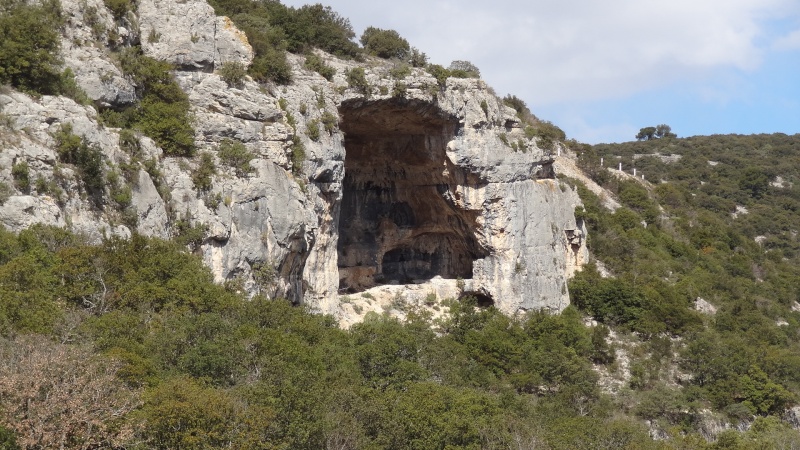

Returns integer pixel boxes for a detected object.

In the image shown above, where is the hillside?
[2,0,800,447]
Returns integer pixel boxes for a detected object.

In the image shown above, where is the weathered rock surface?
[0,0,587,320]
[138,0,253,70]
[60,0,137,107]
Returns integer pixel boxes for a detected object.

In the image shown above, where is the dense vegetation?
[0,0,85,101]
[100,48,196,157]
[0,225,655,449]
[567,132,800,437]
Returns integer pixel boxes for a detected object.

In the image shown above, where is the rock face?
[139,0,253,70]
[0,0,587,320]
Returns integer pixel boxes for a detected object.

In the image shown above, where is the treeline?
[206,0,488,86]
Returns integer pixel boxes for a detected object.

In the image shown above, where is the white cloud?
[774,29,800,50]
[282,0,796,103]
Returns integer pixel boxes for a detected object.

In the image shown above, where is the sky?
[280,0,800,144]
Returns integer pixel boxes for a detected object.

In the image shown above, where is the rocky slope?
[0,0,587,322]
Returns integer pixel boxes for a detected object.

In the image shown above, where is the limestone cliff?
[0,0,587,322]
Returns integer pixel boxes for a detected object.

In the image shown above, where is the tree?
[636,127,657,141]
[0,0,64,95]
[360,26,410,59]
[655,124,676,138]
[448,60,480,78]
[636,124,676,140]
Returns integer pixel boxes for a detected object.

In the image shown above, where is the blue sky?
[281,0,800,144]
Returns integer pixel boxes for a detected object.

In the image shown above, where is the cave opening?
[337,98,488,293]
[459,291,495,308]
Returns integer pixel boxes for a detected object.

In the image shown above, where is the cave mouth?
[337,98,488,293]
[459,291,495,308]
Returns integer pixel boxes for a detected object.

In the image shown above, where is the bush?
[0,425,20,450]
[408,47,427,67]
[0,0,64,95]
[11,161,30,192]
[448,60,480,78]
[192,152,215,191]
[111,48,195,156]
[426,64,450,87]
[250,48,292,85]
[217,139,254,176]
[290,135,305,175]
[503,94,535,123]
[345,67,369,94]
[569,264,644,327]
[137,98,196,157]
[53,124,105,203]
[303,52,335,81]
[392,82,407,98]
[305,119,320,142]
[524,121,566,151]
[218,61,247,88]
[0,182,12,205]
[389,62,411,79]
[321,111,337,135]
[360,26,410,59]
[58,68,90,105]
[103,0,132,21]
[226,14,293,85]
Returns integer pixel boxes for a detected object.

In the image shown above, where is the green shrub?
[217,139,254,176]
[345,67,369,94]
[107,171,132,209]
[498,133,509,147]
[447,60,480,78]
[84,5,105,40]
[303,52,335,81]
[0,182,12,205]
[305,119,320,142]
[11,161,30,192]
[137,98,195,157]
[392,82,407,98]
[53,124,105,203]
[290,135,305,175]
[426,64,450,87]
[408,47,427,67]
[360,26,410,59]
[321,111,337,134]
[218,61,247,88]
[58,68,90,105]
[173,217,207,251]
[0,0,64,95]
[389,62,411,79]
[112,48,196,157]
[569,263,644,328]
[525,121,566,151]
[273,3,360,58]
[118,129,141,157]
[103,0,133,21]
[0,424,20,450]
[192,152,215,191]
[147,28,160,43]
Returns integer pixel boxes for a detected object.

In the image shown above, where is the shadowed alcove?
[337,98,488,292]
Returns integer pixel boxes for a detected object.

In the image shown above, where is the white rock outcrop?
[138,0,253,69]
[0,0,587,321]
